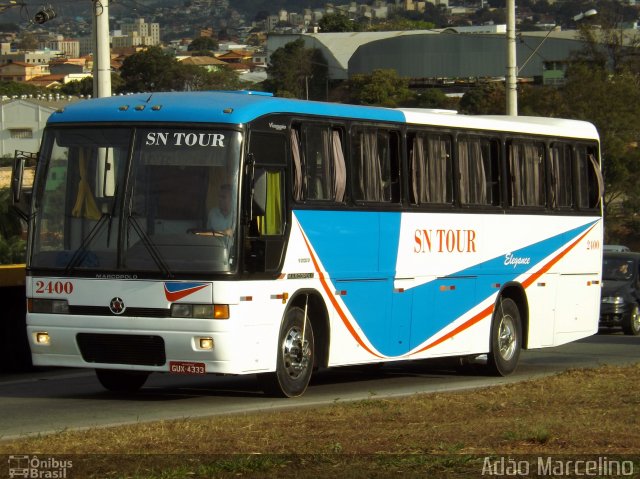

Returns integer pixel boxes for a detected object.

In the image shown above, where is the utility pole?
[505,0,517,116]
[92,0,112,98]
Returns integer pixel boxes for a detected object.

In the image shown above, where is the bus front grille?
[76,333,166,366]
[69,306,170,317]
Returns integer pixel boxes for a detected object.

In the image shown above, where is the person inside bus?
[207,183,234,236]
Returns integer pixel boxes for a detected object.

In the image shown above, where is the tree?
[60,77,94,96]
[18,32,38,50]
[187,36,219,53]
[0,81,44,97]
[369,16,436,31]
[318,13,361,32]
[118,47,184,93]
[560,63,640,212]
[410,88,458,110]
[347,69,412,107]
[173,64,245,91]
[265,39,328,100]
[564,22,640,245]
[458,83,505,114]
[0,188,25,265]
[422,4,450,28]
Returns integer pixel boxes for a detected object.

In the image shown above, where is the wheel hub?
[282,326,311,379]
[498,316,517,361]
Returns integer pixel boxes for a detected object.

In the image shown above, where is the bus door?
[244,132,287,273]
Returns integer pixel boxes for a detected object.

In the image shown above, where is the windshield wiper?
[64,213,109,275]
[127,215,173,278]
[106,184,119,247]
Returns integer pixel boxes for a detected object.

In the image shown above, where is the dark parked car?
[600,252,640,335]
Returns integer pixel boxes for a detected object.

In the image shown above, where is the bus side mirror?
[11,153,25,204]
[11,150,38,221]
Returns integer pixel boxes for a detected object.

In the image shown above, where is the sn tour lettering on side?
[146,132,226,147]
[414,228,477,253]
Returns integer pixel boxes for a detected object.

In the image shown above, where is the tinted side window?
[291,125,346,203]
[549,143,573,209]
[458,137,500,206]
[508,141,546,207]
[576,144,601,210]
[408,132,453,205]
[352,127,400,203]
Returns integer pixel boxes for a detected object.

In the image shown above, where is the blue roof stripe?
[48,91,407,125]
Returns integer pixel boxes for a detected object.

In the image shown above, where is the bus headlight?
[198,337,214,350]
[35,332,50,345]
[29,298,69,314]
[171,304,229,319]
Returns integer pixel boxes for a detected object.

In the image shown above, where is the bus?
[12,91,603,397]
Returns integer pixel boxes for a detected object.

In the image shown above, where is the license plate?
[169,361,206,375]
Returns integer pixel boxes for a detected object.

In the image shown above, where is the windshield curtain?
[30,127,242,275]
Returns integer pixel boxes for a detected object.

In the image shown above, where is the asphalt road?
[0,332,638,440]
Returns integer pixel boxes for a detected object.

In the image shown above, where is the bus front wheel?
[95,369,149,393]
[258,306,314,398]
[487,297,522,376]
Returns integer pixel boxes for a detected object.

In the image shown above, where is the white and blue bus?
[14,91,603,397]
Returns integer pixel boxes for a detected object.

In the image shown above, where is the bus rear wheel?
[258,306,314,398]
[95,369,149,393]
[487,297,522,376]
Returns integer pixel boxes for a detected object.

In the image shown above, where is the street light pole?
[92,0,112,98]
[505,0,517,116]
[505,4,596,116]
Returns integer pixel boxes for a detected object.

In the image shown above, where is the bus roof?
[48,91,599,140]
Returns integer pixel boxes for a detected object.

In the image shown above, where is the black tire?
[0,286,32,373]
[487,297,522,376]
[622,304,640,336]
[258,306,314,398]
[95,369,149,393]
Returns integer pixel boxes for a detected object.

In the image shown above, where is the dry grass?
[1,363,640,478]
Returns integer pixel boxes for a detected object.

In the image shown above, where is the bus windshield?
[30,127,242,275]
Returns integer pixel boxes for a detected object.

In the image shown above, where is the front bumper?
[599,303,631,327]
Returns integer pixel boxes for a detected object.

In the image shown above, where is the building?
[0,50,60,66]
[178,55,227,72]
[77,36,94,57]
[268,28,600,85]
[0,62,49,82]
[119,18,161,47]
[348,31,587,86]
[0,98,79,157]
[39,37,80,58]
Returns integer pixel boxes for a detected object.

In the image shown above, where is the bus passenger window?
[352,128,400,203]
[576,145,602,210]
[549,143,573,208]
[508,141,546,207]
[292,125,346,203]
[458,137,500,206]
[409,132,452,205]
